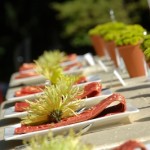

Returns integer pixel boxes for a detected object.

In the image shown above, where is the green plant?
[141,34,150,59]
[88,22,125,37]
[115,24,146,46]
[34,50,65,84]
[51,0,150,47]
[25,131,92,150]
[51,0,131,47]
[22,75,83,125]
[103,23,126,41]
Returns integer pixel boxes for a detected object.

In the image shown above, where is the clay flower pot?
[90,35,105,57]
[105,41,119,67]
[118,44,146,78]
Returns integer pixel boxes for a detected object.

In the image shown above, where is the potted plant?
[88,22,118,57]
[115,24,147,77]
[88,22,126,60]
[88,25,106,57]
[103,22,126,67]
[141,34,150,67]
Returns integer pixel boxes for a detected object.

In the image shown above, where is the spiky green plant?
[35,61,84,85]
[34,50,65,84]
[22,75,83,125]
[34,50,77,84]
[34,50,65,81]
[25,130,92,150]
[37,50,66,65]
[35,60,63,84]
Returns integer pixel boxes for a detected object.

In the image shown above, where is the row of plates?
[2,54,139,141]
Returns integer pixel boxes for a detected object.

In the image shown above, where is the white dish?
[3,94,112,119]
[6,74,102,102]
[9,67,90,88]
[64,66,90,75]
[18,56,85,74]
[9,73,46,88]
[9,55,88,87]
[4,104,139,141]
[4,106,27,119]
[6,87,44,102]
[145,143,150,149]
[60,55,85,67]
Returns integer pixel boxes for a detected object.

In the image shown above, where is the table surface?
[0,57,150,150]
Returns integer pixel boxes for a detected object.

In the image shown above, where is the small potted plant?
[88,22,126,60]
[88,24,106,57]
[103,22,126,67]
[88,22,120,57]
[141,34,150,67]
[115,24,147,78]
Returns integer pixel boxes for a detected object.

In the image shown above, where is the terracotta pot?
[105,41,118,67]
[90,35,105,57]
[118,44,146,78]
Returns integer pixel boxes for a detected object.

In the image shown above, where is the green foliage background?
[51,0,149,47]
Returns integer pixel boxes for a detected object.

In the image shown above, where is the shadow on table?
[135,116,150,123]
[3,101,20,109]
[129,94,150,99]
[88,117,131,134]
[102,77,129,84]
[0,139,23,150]
[115,84,150,92]
[0,118,20,127]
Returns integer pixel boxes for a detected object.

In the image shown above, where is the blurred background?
[0,0,150,99]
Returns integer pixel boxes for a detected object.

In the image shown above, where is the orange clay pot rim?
[105,40,115,44]
[117,43,141,49]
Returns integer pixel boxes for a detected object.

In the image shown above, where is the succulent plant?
[141,34,150,59]
[88,21,126,38]
[115,24,146,46]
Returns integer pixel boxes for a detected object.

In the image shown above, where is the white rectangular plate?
[6,74,102,102]
[145,143,150,149]
[6,87,44,102]
[60,55,85,67]
[9,73,46,87]
[4,104,139,141]
[8,55,88,87]
[3,94,112,119]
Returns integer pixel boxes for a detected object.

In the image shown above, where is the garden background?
[0,0,150,96]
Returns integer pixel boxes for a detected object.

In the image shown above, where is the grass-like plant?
[25,130,92,150]
[36,50,66,65]
[34,50,74,84]
[35,61,63,85]
[21,75,83,125]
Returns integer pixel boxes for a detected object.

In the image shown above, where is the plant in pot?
[88,22,126,59]
[103,22,126,67]
[88,24,107,57]
[141,34,150,67]
[115,24,147,78]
